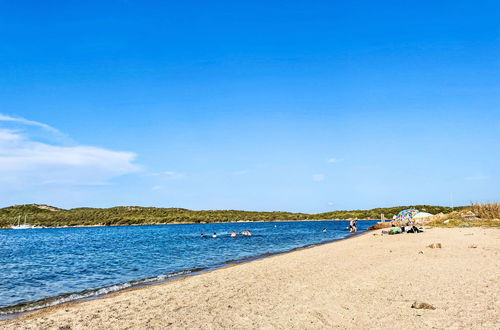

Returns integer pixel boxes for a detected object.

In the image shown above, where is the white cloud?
[0,114,61,133]
[0,115,139,185]
[151,185,163,191]
[327,157,343,163]
[163,171,185,180]
[312,174,325,182]
[142,170,185,180]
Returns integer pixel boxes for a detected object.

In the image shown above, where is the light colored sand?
[2,227,499,329]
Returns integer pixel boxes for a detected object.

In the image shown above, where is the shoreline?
[0,218,376,229]
[0,229,369,320]
[3,227,498,329]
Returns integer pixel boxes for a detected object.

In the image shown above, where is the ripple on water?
[0,220,376,316]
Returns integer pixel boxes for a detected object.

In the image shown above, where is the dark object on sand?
[411,301,436,310]
[58,326,72,330]
[427,243,442,248]
[407,226,423,233]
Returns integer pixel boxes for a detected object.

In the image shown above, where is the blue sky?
[0,1,498,212]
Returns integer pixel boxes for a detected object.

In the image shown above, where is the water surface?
[0,220,376,315]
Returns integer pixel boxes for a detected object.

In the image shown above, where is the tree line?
[0,204,463,228]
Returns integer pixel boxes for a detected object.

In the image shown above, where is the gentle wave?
[0,269,197,318]
[0,220,377,318]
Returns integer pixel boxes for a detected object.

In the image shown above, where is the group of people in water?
[198,219,365,240]
[200,224,357,238]
[200,224,358,238]
[200,230,252,238]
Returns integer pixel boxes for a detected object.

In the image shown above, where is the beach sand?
[2,227,499,329]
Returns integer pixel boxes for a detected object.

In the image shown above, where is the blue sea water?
[0,220,376,316]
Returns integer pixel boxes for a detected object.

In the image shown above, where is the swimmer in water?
[322,228,327,233]
[212,232,217,238]
[231,231,237,238]
[200,233,205,238]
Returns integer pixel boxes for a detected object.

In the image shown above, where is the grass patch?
[470,202,500,219]
[428,203,500,228]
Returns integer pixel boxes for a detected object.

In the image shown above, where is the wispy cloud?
[151,185,164,191]
[163,171,185,180]
[142,170,186,180]
[312,174,325,182]
[0,114,61,134]
[0,114,139,185]
[327,157,343,163]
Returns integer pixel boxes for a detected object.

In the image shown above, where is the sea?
[0,220,377,317]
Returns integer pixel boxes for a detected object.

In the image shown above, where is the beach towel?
[389,227,402,235]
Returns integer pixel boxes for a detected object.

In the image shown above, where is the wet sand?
[2,227,499,329]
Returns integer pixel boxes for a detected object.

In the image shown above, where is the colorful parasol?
[392,208,419,221]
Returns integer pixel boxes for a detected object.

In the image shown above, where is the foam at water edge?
[0,270,193,318]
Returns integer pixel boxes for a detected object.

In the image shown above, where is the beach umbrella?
[413,211,433,219]
[393,209,419,221]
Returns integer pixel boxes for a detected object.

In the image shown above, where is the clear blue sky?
[0,1,498,212]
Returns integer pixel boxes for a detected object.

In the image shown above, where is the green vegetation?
[428,203,500,228]
[0,204,463,228]
[309,205,462,221]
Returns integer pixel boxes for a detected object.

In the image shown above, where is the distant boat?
[11,215,37,229]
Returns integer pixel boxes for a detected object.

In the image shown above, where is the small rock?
[411,301,436,310]
[443,220,450,224]
[461,211,478,219]
[468,244,477,248]
[418,251,424,254]
[427,243,442,248]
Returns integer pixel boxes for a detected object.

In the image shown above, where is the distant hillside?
[310,205,461,221]
[0,204,464,228]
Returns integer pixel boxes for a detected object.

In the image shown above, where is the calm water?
[0,220,376,315]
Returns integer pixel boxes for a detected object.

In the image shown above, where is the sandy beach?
[2,227,499,329]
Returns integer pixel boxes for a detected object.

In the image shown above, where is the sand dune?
[2,227,499,329]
